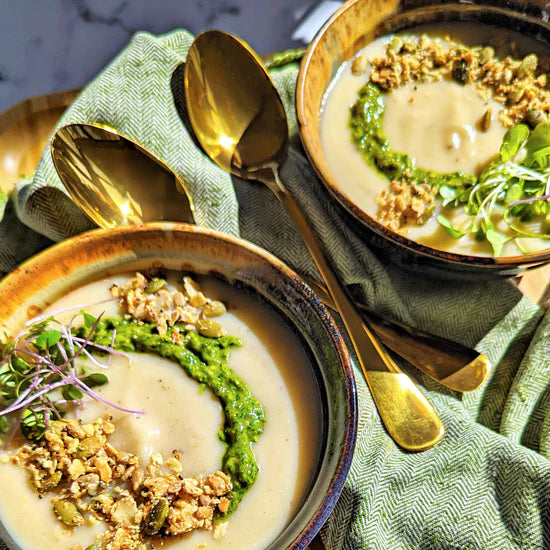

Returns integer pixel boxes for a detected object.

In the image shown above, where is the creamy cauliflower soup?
[0,272,321,549]
[321,24,550,257]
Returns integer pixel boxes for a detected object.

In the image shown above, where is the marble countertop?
[0,0,322,112]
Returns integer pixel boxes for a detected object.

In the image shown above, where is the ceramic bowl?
[0,223,357,550]
[296,0,550,279]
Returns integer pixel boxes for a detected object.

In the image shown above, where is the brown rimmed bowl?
[296,0,550,279]
[0,223,357,550]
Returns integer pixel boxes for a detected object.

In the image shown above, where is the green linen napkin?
[4,30,550,549]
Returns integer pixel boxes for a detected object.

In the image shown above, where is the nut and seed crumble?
[363,34,550,127]
[377,179,438,232]
[11,416,232,549]
[111,274,227,339]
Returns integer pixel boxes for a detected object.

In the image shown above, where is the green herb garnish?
[0,311,142,444]
[436,122,550,255]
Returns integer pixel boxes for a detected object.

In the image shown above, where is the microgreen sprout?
[437,122,550,255]
[0,310,144,444]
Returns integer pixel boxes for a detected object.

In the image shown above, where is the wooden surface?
[517,262,550,307]
[0,89,80,193]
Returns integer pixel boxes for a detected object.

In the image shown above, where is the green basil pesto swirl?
[85,318,265,517]
[349,81,477,188]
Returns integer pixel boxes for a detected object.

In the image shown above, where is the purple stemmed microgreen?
[0,309,144,445]
[509,193,550,205]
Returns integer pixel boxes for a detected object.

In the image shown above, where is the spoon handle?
[263,169,444,451]
[303,277,491,392]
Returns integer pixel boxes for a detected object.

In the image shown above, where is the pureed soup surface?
[0,274,321,549]
[320,23,550,256]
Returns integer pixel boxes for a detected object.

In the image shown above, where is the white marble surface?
[0,0,320,112]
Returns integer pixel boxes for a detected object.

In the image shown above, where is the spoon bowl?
[51,123,195,228]
[184,31,288,178]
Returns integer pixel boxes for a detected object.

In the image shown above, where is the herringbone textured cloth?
[3,30,550,549]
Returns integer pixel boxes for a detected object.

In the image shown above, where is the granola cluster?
[377,179,437,232]
[11,417,232,549]
[357,34,550,127]
[110,273,227,339]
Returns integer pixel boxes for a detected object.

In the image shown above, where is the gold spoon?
[51,123,195,227]
[184,30,445,451]
[50,123,490,394]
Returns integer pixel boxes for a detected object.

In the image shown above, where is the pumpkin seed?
[85,546,98,550]
[144,278,166,294]
[189,292,207,308]
[41,471,62,491]
[202,300,226,318]
[480,108,492,132]
[506,88,524,105]
[183,276,207,307]
[518,53,538,78]
[54,500,84,526]
[197,320,225,338]
[143,497,170,535]
[75,436,103,459]
[526,109,547,128]
[387,36,402,53]
[479,46,495,65]
[451,59,469,85]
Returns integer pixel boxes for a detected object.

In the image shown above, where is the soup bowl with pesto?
[0,223,356,550]
[297,0,550,278]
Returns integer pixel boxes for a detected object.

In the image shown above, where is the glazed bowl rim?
[0,222,358,550]
[296,0,550,269]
